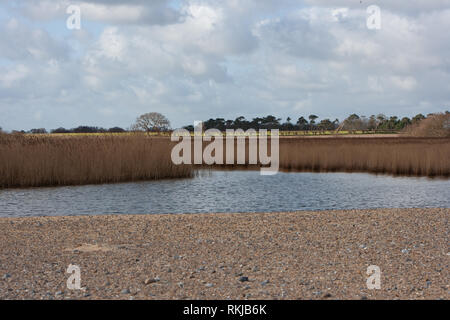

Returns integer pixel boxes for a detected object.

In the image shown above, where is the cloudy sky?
[0,0,449,131]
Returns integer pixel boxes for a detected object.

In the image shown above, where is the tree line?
[8,126,127,134]
[3,111,447,134]
[183,113,433,132]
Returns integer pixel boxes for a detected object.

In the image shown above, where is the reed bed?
[207,136,450,177]
[276,137,450,177]
[0,133,192,188]
[0,134,448,188]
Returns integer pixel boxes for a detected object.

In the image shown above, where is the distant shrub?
[72,126,106,133]
[405,112,450,137]
[30,128,48,134]
[108,127,126,133]
[51,127,71,134]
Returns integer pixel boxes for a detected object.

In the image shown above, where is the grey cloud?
[10,0,183,25]
[0,1,450,131]
[304,0,450,15]
[0,19,69,61]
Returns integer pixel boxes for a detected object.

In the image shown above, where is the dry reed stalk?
[0,134,192,188]
[0,134,448,189]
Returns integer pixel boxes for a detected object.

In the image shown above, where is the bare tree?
[131,112,171,133]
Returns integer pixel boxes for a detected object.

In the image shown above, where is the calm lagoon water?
[0,170,449,217]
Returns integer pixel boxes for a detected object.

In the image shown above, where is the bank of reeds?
[276,137,450,177]
[0,133,192,188]
[206,136,450,177]
[0,133,448,188]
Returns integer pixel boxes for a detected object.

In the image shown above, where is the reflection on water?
[0,171,449,217]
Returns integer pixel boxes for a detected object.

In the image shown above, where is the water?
[0,171,449,217]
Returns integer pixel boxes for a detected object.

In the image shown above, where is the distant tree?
[308,115,318,131]
[332,119,340,130]
[367,115,377,130]
[317,119,334,131]
[51,127,71,134]
[412,113,426,124]
[308,115,318,124]
[108,127,126,133]
[343,114,361,131]
[225,119,233,129]
[398,117,411,129]
[72,126,105,133]
[407,112,450,137]
[376,114,387,128]
[387,116,399,130]
[260,115,281,129]
[233,116,249,129]
[132,112,171,133]
[204,118,226,131]
[30,128,47,134]
[297,116,308,130]
[281,117,295,131]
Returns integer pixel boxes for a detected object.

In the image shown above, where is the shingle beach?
[0,208,448,300]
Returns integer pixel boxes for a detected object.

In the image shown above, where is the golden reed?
[0,134,193,188]
[207,136,450,177]
[0,133,448,188]
[276,137,449,177]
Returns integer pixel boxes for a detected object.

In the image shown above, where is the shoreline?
[1,208,448,300]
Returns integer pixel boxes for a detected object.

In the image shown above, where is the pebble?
[238,276,249,282]
[205,283,214,288]
[0,208,447,300]
[144,277,160,285]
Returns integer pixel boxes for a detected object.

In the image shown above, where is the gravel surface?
[0,208,448,300]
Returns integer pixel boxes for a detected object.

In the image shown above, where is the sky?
[0,0,450,131]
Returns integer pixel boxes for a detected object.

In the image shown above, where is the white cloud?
[390,76,417,91]
[0,1,450,131]
[0,65,29,88]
